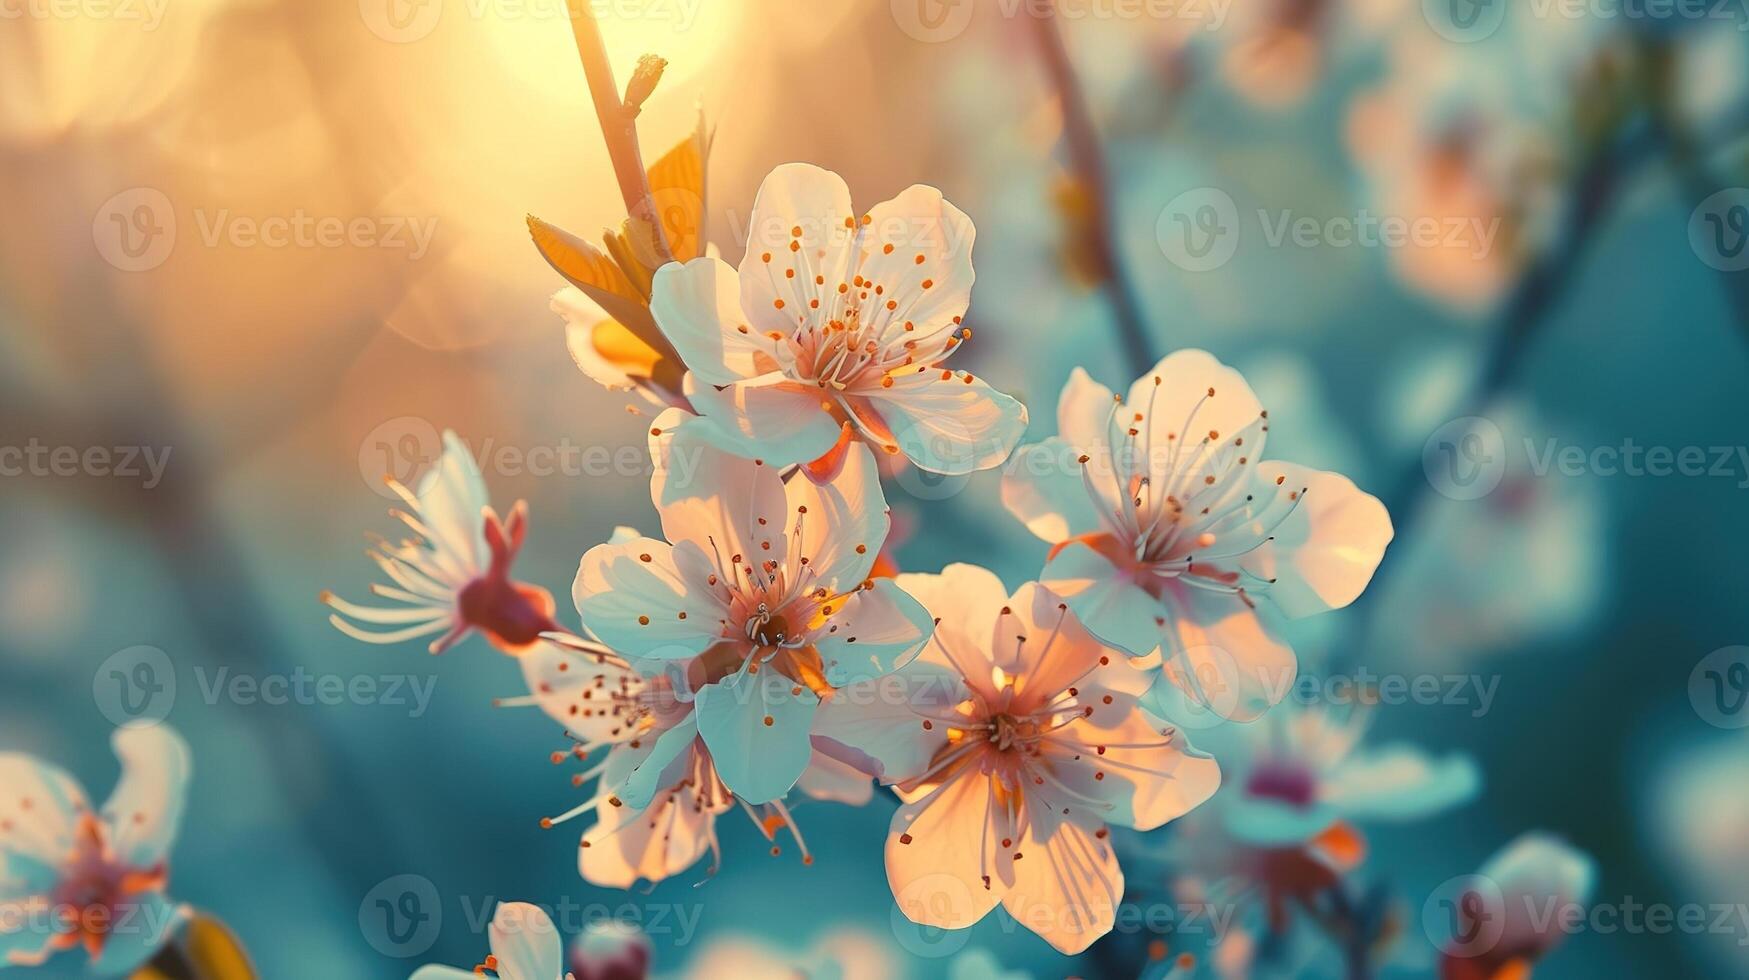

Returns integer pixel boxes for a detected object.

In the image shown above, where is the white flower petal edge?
[647,163,1027,473]
[1003,350,1393,721]
[410,902,562,980]
[101,723,192,871]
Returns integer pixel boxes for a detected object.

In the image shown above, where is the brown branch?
[1029,2,1156,376]
[564,0,674,266]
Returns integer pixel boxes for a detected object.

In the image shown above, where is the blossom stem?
[1029,3,1156,377]
[563,0,674,265]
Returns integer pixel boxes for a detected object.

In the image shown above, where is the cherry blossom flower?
[1154,702,1475,978]
[411,901,568,980]
[815,564,1220,954]
[565,725,847,889]
[1001,350,1393,722]
[645,163,1027,474]
[1440,833,1595,980]
[1218,702,1479,848]
[1344,15,1622,310]
[516,550,891,886]
[324,431,558,656]
[571,409,934,804]
[0,724,190,974]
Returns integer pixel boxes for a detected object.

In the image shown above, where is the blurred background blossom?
[3,0,1749,977]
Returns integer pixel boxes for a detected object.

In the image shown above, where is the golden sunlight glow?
[479,1,742,99]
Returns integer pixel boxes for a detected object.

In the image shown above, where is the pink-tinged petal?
[573,537,719,660]
[999,821,1123,955]
[887,772,1009,931]
[1056,367,1116,454]
[1042,703,1220,832]
[100,723,191,870]
[486,903,563,980]
[738,164,857,335]
[892,565,1007,661]
[579,745,731,889]
[783,441,888,590]
[811,664,963,783]
[694,672,819,805]
[1124,350,1267,476]
[0,753,87,871]
[647,408,789,564]
[1039,540,1168,658]
[849,183,975,343]
[994,583,1111,716]
[1152,587,1297,722]
[1243,462,1393,618]
[1475,833,1596,960]
[649,256,777,385]
[1323,746,1479,822]
[859,370,1027,475]
[797,747,875,806]
[516,641,649,745]
[893,565,1009,703]
[1001,438,1106,543]
[814,579,933,688]
[684,373,844,467]
[616,720,700,811]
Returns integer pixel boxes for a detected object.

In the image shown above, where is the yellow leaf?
[528,215,650,312]
[644,112,711,263]
[131,911,257,980]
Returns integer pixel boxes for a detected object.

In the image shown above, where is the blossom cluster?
[315,162,1407,963]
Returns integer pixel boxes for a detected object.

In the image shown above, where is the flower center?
[743,604,796,648]
[989,712,1042,752]
[1243,758,1319,808]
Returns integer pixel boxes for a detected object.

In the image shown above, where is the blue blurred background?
[3,0,1749,976]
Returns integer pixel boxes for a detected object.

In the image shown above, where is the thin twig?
[1029,3,1156,377]
[564,0,674,265]
[1342,116,1648,669]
